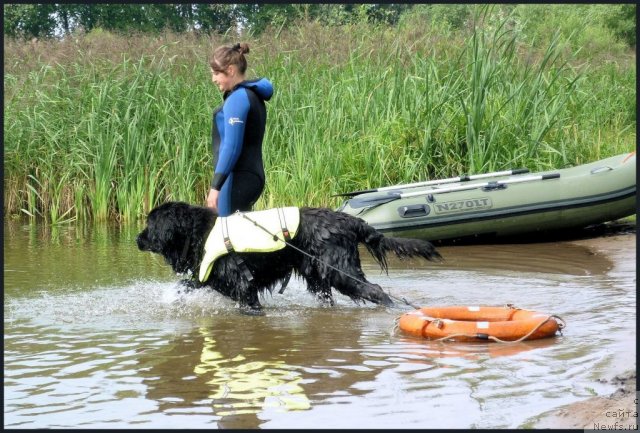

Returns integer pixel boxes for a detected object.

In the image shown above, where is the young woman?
[207,42,273,216]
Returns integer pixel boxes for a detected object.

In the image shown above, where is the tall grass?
[4,7,636,222]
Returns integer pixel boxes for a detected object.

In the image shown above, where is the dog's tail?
[352,216,442,273]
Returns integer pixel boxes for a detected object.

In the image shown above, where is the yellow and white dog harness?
[198,207,300,282]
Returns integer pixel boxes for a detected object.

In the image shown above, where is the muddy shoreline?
[531,371,637,429]
[528,227,637,429]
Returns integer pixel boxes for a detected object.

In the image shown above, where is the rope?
[235,210,419,309]
[390,316,401,338]
[392,295,421,310]
[426,314,566,344]
[390,303,567,344]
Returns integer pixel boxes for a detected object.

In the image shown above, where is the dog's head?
[137,201,216,274]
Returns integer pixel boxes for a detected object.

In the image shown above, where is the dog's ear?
[154,217,181,249]
[143,203,186,251]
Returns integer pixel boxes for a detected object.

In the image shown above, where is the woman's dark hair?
[210,43,250,74]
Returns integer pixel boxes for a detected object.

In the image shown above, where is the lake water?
[3,221,636,428]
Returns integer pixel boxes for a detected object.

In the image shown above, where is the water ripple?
[3,229,636,429]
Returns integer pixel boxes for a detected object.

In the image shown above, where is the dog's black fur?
[136,201,441,310]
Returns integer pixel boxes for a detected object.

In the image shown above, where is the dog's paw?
[315,292,336,307]
[238,304,265,316]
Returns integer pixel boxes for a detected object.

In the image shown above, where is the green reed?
[3,10,636,222]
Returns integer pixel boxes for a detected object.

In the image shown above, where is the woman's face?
[211,65,238,92]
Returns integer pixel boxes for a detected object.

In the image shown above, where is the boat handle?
[590,166,613,174]
[398,204,430,218]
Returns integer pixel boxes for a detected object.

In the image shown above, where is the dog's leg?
[239,291,264,315]
[177,278,200,294]
[325,266,394,307]
[233,288,264,315]
[316,291,336,306]
[209,256,265,313]
[301,275,335,306]
[246,289,263,310]
[349,280,394,306]
[230,281,264,314]
[300,248,394,307]
[277,270,293,294]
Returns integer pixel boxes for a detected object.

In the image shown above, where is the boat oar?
[332,168,530,198]
[348,173,560,209]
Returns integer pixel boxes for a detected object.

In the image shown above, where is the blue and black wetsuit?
[211,78,273,216]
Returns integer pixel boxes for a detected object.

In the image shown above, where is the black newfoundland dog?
[137,202,441,311]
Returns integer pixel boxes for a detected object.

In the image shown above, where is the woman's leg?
[230,171,265,212]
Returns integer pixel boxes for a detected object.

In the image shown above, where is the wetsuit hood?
[237,78,273,101]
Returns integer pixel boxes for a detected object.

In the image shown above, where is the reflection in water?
[194,328,310,415]
[3,222,174,295]
[395,334,561,361]
[381,241,614,276]
[135,312,381,428]
[3,220,636,428]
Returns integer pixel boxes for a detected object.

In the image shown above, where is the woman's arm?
[210,89,251,191]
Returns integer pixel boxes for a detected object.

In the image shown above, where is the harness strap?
[277,208,291,241]
[221,217,254,281]
[221,218,233,253]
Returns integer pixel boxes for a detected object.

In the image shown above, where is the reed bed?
[4,13,636,223]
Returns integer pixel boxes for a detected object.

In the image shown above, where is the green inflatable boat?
[337,152,636,242]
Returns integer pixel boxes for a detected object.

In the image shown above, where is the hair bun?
[234,43,250,55]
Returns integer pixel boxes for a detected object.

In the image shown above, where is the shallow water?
[4,222,636,428]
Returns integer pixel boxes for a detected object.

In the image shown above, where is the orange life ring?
[398,306,562,342]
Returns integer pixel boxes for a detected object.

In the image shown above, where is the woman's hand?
[206,188,220,213]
